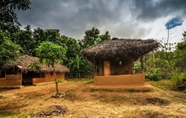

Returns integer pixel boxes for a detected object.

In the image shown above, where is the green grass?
[0,112,18,118]
[147,79,175,90]
[128,89,140,92]
[67,78,93,82]
[0,112,35,118]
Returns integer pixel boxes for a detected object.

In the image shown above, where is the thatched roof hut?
[8,55,69,73]
[80,38,161,62]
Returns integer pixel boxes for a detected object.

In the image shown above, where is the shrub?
[145,68,162,81]
[171,72,186,85]
[134,61,141,74]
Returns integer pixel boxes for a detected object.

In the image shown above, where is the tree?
[79,27,111,49]
[32,28,67,56]
[79,27,100,49]
[13,25,35,55]
[0,30,20,71]
[45,29,61,44]
[67,55,94,78]
[33,28,46,50]
[174,31,186,72]
[99,31,110,43]
[0,0,31,33]
[61,36,80,59]
[35,41,66,95]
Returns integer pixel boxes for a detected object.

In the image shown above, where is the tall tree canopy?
[0,0,31,32]
[79,27,111,49]
[0,30,20,70]
[13,25,34,55]
[174,31,186,72]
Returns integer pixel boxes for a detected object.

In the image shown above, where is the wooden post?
[20,69,22,86]
[93,54,97,76]
[140,56,144,73]
[98,62,103,76]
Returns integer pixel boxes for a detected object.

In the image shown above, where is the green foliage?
[67,55,94,78]
[0,112,18,117]
[0,0,31,33]
[80,27,100,48]
[144,31,186,87]
[0,30,20,69]
[171,72,186,85]
[13,25,35,55]
[144,51,173,79]
[28,62,40,72]
[56,78,64,84]
[145,68,162,81]
[148,79,174,90]
[35,41,66,67]
[134,61,141,73]
[79,27,111,49]
[174,37,186,72]
[60,35,80,64]
[98,31,110,43]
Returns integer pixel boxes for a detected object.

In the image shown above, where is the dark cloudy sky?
[17,0,186,42]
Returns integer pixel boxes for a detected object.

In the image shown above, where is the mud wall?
[94,73,145,86]
[0,73,22,87]
[33,72,65,84]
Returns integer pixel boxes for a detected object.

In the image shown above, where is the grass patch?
[0,112,18,117]
[128,89,140,92]
[84,79,94,84]
[148,79,174,90]
[156,84,166,90]
[64,89,81,101]
[90,89,97,92]
[92,92,128,105]
[67,78,93,82]
[0,112,34,118]
[111,95,128,102]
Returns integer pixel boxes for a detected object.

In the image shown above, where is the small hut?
[80,38,160,89]
[0,55,69,88]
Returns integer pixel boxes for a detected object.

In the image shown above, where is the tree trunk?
[0,69,2,77]
[78,73,80,78]
[53,67,58,94]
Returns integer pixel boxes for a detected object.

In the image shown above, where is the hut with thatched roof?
[0,55,69,88]
[80,38,160,88]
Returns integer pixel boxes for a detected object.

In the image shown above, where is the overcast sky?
[17,0,186,43]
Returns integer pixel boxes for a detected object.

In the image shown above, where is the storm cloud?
[16,0,186,39]
[131,0,186,21]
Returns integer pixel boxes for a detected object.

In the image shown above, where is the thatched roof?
[80,38,161,62]
[9,55,69,73]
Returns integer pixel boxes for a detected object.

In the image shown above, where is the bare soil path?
[0,79,186,118]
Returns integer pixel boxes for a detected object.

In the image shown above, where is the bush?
[171,72,186,85]
[145,68,162,81]
[134,61,141,74]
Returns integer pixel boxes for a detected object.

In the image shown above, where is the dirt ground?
[0,79,186,118]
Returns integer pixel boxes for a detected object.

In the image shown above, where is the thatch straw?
[80,38,161,62]
[8,55,69,73]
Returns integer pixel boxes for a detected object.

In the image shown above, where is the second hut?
[80,38,160,87]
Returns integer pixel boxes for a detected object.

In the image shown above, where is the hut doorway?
[22,72,41,85]
[103,61,111,76]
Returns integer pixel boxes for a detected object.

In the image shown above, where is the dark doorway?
[22,72,41,85]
